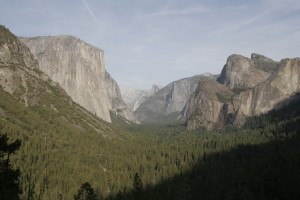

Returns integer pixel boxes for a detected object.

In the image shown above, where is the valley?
[0,23,300,200]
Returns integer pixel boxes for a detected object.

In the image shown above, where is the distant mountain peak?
[120,84,161,112]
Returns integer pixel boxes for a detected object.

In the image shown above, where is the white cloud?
[81,0,101,25]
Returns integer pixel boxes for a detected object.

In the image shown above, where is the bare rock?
[217,53,278,90]
[230,58,300,125]
[187,55,299,130]
[185,78,234,130]
[20,35,137,123]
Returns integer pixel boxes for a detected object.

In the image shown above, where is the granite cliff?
[134,74,217,124]
[20,36,136,123]
[0,25,118,137]
[185,78,234,130]
[186,54,300,130]
[217,53,278,89]
[231,58,300,125]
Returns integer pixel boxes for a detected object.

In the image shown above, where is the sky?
[0,0,299,89]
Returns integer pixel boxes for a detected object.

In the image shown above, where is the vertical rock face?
[217,53,278,89]
[185,78,234,130]
[20,36,136,123]
[186,54,300,130]
[231,58,300,125]
[134,74,217,123]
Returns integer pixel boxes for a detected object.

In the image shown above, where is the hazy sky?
[1,0,299,89]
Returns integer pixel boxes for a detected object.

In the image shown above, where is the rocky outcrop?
[0,25,53,106]
[230,58,300,125]
[134,74,217,123]
[187,54,300,130]
[121,84,161,111]
[185,78,234,130]
[217,53,278,90]
[20,36,136,123]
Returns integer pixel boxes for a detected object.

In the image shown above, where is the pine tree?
[0,133,22,199]
[133,173,143,194]
[74,182,98,200]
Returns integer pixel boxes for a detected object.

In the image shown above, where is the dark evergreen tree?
[133,173,143,194]
[0,133,21,200]
[74,182,98,200]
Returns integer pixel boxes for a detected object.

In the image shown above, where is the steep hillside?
[0,25,127,199]
[20,36,136,123]
[134,74,217,124]
[187,54,300,130]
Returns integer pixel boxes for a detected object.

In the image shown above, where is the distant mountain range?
[128,53,299,130]
[186,53,300,130]
[1,24,299,131]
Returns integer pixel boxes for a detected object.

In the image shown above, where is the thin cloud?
[81,0,101,25]
[148,6,209,17]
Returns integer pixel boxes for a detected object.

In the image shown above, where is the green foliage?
[216,92,234,103]
[0,132,21,199]
[2,76,300,199]
[231,87,249,95]
[135,110,183,125]
[0,25,17,46]
[111,96,300,200]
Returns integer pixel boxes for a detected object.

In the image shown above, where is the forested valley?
[1,82,300,199]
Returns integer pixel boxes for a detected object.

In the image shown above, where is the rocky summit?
[186,54,300,130]
[20,36,137,123]
[217,53,278,90]
[230,58,300,125]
